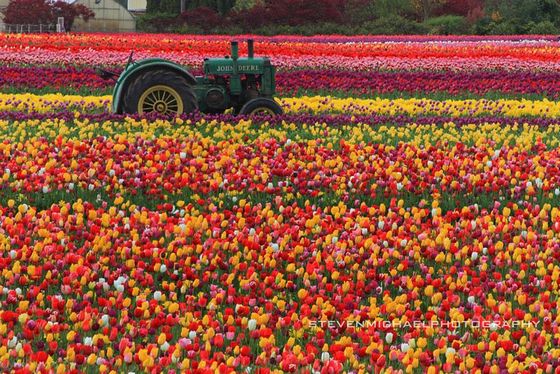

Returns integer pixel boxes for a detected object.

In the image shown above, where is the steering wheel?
[126,51,134,69]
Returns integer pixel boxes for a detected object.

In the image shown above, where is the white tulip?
[248,319,257,331]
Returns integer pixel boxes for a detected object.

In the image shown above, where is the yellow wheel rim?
[249,107,275,115]
[138,85,184,115]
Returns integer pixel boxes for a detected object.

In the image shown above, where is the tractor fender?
[112,58,197,113]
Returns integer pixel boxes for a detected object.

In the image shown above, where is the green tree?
[345,0,414,24]
[411,0,447,21]
[514,0,559,23]
[146,0,160,13]
[160,0,180,13]
[184,0,234,13]
[479,0,560,34]
[374,0,415,18]
[216,0,235,14]
[232,0,263,12]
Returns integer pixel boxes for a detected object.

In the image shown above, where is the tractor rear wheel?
[123,70,198,116]
[239,98,283,116]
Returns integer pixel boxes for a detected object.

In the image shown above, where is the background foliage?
[138,0,560,34]
[5,0,559,35]
[145,0,560,34]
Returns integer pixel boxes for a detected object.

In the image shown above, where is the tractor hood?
[203,57,271,75]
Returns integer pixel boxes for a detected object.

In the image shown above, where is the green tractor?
[101,39,283,117]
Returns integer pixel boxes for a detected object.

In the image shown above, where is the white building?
[72,0,141,32]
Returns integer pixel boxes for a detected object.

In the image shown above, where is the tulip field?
[2,33,560,373]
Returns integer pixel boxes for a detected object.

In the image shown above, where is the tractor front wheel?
[239,98,283,116]
[123,70,198,116]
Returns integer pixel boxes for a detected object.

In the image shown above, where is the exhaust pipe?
[247,39,254,58]
[231,41,239,60]
[231,41,238,75]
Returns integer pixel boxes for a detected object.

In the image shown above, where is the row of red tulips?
[4,34,560,60]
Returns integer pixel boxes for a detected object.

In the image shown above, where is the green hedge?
[137,16,430,35]
[424,15,469,35]
[135,0,560,35]
[136,12,560,35]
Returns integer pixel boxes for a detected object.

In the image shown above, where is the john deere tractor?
[102,39,283,117]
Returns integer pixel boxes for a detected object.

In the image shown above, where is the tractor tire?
[123,70,198,116]
[239,98,283,116]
